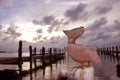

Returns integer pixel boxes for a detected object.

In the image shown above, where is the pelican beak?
[63,30,67,35]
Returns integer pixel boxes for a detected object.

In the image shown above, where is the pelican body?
[63,27,101,67]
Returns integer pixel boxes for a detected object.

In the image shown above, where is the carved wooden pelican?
[63,27,102,68]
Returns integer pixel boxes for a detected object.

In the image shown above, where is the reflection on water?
[23,54,120,80]
[0,53,120,80]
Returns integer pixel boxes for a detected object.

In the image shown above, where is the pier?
[97,46,120,63]
[0,40,66,77]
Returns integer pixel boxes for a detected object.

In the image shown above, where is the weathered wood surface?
[0,54,63,64]
[97,46,120,56]
[0,40,66,76]
[0,57,18,64]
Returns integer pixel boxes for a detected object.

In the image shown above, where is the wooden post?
[54,48,58,66]
[29,46,32,77]
[104,47,106,55]
[116,64,120,77]
[49,48,52,72]
[59,50,61,64]
[116,46,119,57]
[49,48,52,64]
[112,46,115,63]
[18,40,23,76]
[40,49,42,64]
[112,46,114,56]
[96,47,100,55]
[109,47,111,56]
[100,48,103,55]
[116,46,119,63]
[42,47,45,67]
[106,47,110,59]
[34,47,37,69]
[109,47,112,61]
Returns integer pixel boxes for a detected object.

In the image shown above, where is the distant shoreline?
[0,51,6,53]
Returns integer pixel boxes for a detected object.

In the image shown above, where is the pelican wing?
[67,44,102,66]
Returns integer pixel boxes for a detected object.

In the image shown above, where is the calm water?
[0,53,120,80]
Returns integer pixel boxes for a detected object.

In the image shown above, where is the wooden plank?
[0,57,18,64]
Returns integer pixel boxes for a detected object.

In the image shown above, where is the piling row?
[97,46,120,77]
[97,46,120,57]
[0,41,66,77]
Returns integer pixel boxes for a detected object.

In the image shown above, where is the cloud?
[32,29,42,42]
[88,17,107,31]
[48,36,67,47]
[33,15,69,33]
[112,20,120,31]
[0,25,2,30]
[0,25,3,36]
[32,19,42,25]
[3,24,21,40]
[0,0,3,4]
[0,0,5,5]
[76,17,108,46]
[104,0,119,5]
[0,0,120,52]
[94,6,112,15]
[36,29,42,33]
[77,18,120,47]
[64,3,87,21]
[32,35,42,42]
[43,15,55,25]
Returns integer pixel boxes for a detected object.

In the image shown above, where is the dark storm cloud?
[4,24,21,39]
[32,15,55,26]
[112,20,120,30]
[80,18,120,47]
[33,35,42,41]
[43,15,55,25]
[47,17,69,33]
[95,6,112,15]
[49,36,67,47]
[88,17,107,31]
[92,0,120,16]
[77,17,108,46]
[34,29,42,41]
[101,20,120,34]
[105,0,119,5]
[64,3,87,21]
[32,19,41,25]
[2,36,10,41]
[33,15,69,33]
[36,29,42,33]
[89,31,111,42]
[41,15,69,26]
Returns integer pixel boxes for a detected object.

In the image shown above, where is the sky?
[0,0,120,52]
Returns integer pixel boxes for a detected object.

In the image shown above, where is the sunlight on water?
[0,52,30,70]
[0,53,120,80]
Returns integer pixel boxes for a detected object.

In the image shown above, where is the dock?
[0,40,66,77]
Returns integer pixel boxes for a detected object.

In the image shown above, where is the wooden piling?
[34,47,37,69]
[29,46,33,77]
[116,46,119,57]
[109,47,111,56]
[112,46,114,56]
[42,47,45,67]
[100,48,103,55]
[18,40,23,76]
[0,40,66,77]
[116,46,119,63]
[49,48,52,64]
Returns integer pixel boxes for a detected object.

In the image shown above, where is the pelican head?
[63,27,84,43]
